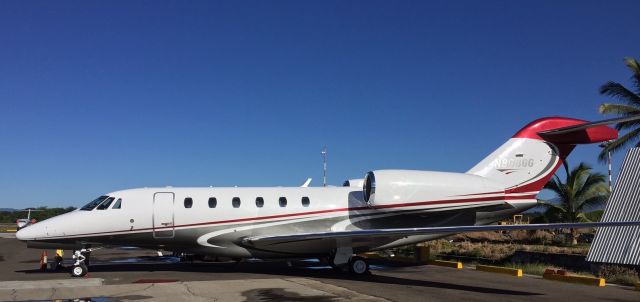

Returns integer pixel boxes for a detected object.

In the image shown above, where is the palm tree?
[538,161,610,245]
[598,57,640,161]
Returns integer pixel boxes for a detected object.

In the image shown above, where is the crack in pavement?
[111,283,155,298]
[183,282,212,301]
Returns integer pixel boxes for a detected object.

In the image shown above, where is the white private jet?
[16,115,640,277]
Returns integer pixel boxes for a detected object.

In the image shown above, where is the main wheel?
[71,264,87,277]
[348,256,369,276]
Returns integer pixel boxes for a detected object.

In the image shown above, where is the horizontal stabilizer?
[244,220,640,246]
[537,115,640,144]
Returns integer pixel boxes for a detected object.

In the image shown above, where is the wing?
[242,221,640,246]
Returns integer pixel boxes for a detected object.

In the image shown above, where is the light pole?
[599,140,614,192]
[321,146,327,187]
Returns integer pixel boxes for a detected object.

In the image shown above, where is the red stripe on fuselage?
[37,194,537,240]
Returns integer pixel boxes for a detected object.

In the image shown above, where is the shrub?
[597,265,640,286]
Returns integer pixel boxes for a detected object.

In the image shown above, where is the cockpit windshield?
[80,196,109,211]
[96,197,115,210]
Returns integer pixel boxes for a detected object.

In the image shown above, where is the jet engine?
[363,170,504,207]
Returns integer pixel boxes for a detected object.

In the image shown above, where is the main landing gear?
[348,256,369,275]
[330,245,370,276]
[71,249,92,277]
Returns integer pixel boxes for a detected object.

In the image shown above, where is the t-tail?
[466,116,640,195]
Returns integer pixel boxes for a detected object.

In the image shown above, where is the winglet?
[300,178,312,187]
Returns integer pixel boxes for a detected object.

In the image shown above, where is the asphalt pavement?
[0,235,638,301]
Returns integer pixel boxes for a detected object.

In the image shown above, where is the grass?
[422,239,590,261]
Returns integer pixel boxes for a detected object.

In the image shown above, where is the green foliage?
[0,207,76,223]
[537,161,609,245]
[597,265,640,286]
[598,57,640,161]
[538,161,609,223]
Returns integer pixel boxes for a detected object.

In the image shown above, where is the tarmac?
[1,234,638,301]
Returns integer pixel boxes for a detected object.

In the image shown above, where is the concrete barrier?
[476,265,522,277]
[428,260,463,269]
[543,270,605,287]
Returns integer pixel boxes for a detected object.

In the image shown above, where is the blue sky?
[1,1,639,208]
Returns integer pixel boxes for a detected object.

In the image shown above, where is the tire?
[348,256,369,276]
[71,264,87,277]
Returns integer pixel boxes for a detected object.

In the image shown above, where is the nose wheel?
[71,263,88,277]
[70,248,93,278]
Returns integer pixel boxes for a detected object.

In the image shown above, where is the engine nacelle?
[363,170,503,207]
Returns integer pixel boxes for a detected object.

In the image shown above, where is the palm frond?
[575,212,592,223]
[598,128,640,161]
[624,57,640,93]
[537,200,567,213]
[599,81,640,106]
[576,194,608,212]
[614,119,640,131]
[567,162,591,197]
[544,175,566,199]
[574,172,606,200]
[599,103,640,116]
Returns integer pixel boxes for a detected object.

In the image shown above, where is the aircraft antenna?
[321,146,328,187]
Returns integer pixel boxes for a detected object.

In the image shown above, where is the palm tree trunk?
[570,228,578,245]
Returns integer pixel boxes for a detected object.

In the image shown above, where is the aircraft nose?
[16,223,40,241]
[16,227,29,240]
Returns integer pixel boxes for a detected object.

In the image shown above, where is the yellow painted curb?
[476,265,522,277]
[428,260,463,269]
[543,272,605,287]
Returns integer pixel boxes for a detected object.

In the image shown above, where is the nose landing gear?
[71,249,92,277]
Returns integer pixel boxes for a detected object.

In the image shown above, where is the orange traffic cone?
[40,251,48,271]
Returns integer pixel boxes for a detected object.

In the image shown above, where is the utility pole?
[321,146,327,187]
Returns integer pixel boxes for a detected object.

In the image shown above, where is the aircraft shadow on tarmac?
[16,259,541,297]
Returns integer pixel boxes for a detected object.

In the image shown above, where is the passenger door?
[153,192,175,239]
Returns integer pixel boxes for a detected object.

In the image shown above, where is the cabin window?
[208,197,217,208]
[301,196,310,207]
[232,197,241,208]
[279,197,287,207]
[256,197,264,208]
[184,197,193,208]
[80,196,109,211]
[97,197,115,210]
[112,198,122,209]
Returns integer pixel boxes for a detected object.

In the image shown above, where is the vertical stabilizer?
[467,117,619,195]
